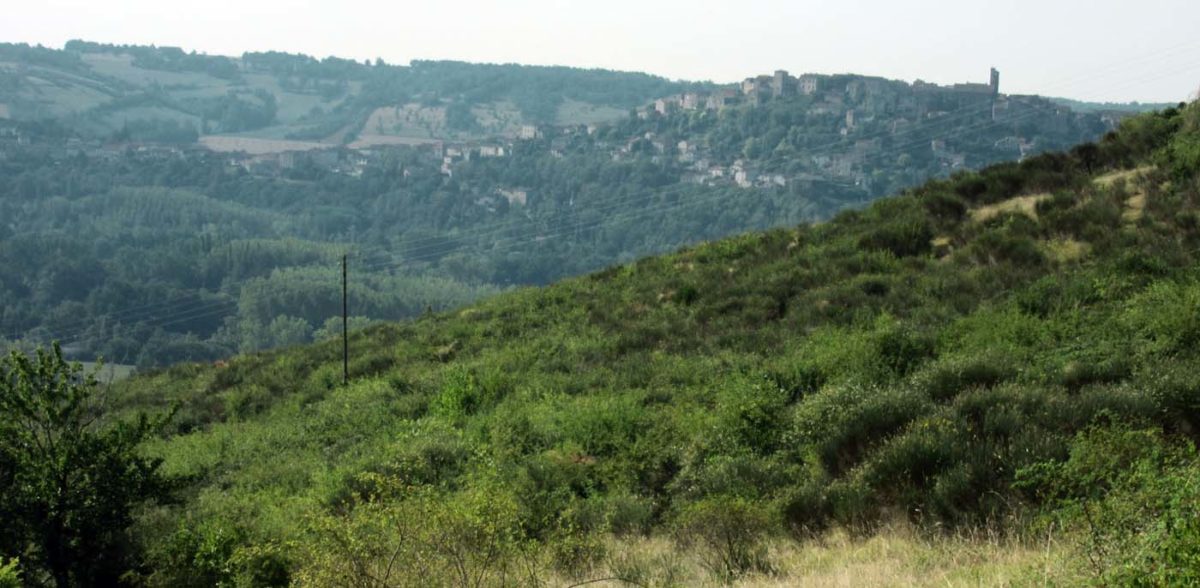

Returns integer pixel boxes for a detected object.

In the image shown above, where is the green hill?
[2,42,1126,370]
[91,100,1200,585]
[13,101,1200,585]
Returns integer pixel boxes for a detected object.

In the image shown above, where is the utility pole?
[342,253,349,386]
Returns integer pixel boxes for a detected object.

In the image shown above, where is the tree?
[0,344,173,587]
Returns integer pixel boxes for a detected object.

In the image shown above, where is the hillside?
[1,47,1119,368]
[83,102,1200,585]
[0,41,701,144]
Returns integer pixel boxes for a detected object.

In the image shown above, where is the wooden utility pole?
[342,254,349,386]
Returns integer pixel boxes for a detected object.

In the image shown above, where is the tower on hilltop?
[990,67,1000,96]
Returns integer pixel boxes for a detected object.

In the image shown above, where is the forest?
[2,100,1198,585]
[0,72,1113,367]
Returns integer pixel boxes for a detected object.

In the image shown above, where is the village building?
[518,125,541,140]
[798,74,820,95]
[497,188,528,206]
[771,70,795,98]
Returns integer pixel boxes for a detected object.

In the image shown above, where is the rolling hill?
[1,43,1126,369]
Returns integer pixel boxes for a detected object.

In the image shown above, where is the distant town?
[0,67,1128,203]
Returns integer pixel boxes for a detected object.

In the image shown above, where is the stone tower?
[990,67,1000,96]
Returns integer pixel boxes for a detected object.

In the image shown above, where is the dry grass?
[1040,239,1090,264]
[1093,166,1155,225]
[1122,192,1147,223]
[549,524,1083,588]
[970,194,1051,223]
[1093,166,1154,188]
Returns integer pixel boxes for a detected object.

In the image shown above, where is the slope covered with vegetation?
[9,102,1200,585]
[0,72,1114,368]
[0,41,702,141]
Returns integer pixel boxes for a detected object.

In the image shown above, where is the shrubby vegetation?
[0,345,173,586]
[25,101,1186,584]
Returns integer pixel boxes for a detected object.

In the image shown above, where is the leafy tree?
[0,344,174,587]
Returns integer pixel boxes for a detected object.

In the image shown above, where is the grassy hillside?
[98,101,1200,585]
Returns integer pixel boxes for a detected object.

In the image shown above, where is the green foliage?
[296,482,531,588]
[76,103,1200,581]
[0,345,174,586]
[674,497,775,582]
[0,559,20,588]
[1017,425,1200,585]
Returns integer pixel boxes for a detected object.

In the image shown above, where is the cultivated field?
[199,135,328,154]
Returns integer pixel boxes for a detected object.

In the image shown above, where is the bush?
[915,353,1016,402]
[297,484,529,588]
[0,346,174,586]
[780,480,831,537]
[825,476,879,532]
[920,190,968,222]
[875,324,935,377]
[431,365,511,420]
[715,379,791,454]
[148,521,243,588]
[1138,360,1200,435]
[1059,358,1131,392]
[858,219,934,258]
[1017,425,1200,585]
[788,383,932,474]
[674,497,775,582]
[964,225,1044,267]
[0,559,20,588]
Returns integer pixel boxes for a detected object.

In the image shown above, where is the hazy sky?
[3,0,1199,103]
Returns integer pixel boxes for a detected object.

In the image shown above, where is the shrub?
[715,379,791,454]
[0,559,20,588]
[825,476,879,532]
[674,497,775,582]
[547,523,606,579]
[1017,425,1200,585]
[431,365,510,420]
[148,521,243,588]
[513,451,597,539]
[1124,280,1200,358]
[964,225,1044,267]
[0,346,175,586]
[1137,360,1200,435]
[858,219,934,258]
[875,324,935,377]
[780,480,831,537]
[920,190,968,222]
[788,383,931,474]
[1059,358,1131,392]
[297,484,529,588]
[670,453,798,501]
[915,353,1016,402]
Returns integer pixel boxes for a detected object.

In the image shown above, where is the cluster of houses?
[641,68,1001,119]
[639,70,830,119]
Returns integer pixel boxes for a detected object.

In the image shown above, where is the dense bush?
[673,497,775,582]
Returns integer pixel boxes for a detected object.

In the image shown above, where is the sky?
[3,0,1199,103]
